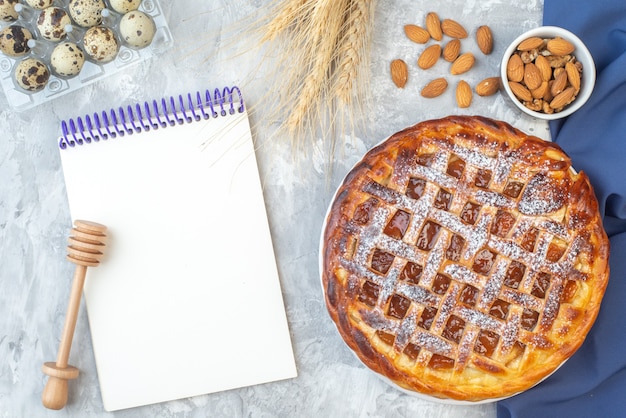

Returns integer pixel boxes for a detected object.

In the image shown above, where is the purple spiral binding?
[59,86,244,149]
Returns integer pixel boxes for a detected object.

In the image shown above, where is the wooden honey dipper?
[42,220,108,410]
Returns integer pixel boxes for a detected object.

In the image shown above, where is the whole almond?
[426,12,443,41]
[565,61,581,91]
[506,54,524,82]
[404,24,430,44]
[418,44,442,69]
[476,25,493,55]
[390,59,408,88]
[475,77,501,96]
[509,81,532,102]
[441,18,468,39]
[547,37,575,55]
[531,81,549,99]
[534,55,552,81]
[523,62,543,90]
[450,52,474,75]
[421,77,448,98]
[550,86,576,109]
[550,70,568,96]
[517,37,544,51]
[442,39,461,62]
[544,80,554,101]
[456,80,472,108]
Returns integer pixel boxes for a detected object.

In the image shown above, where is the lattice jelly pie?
[321,116,609,401]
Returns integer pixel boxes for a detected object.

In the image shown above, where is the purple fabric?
[497,2,626,417]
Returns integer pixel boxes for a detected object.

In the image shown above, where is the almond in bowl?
[500,26,595,120]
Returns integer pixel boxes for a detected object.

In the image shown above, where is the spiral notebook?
[58,87,297,411]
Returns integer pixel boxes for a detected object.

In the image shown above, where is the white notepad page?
[59,102,297,411]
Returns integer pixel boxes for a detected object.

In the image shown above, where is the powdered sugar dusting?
[444,264,484,288]
[518,174,566,215]
[326,119,594,377]
[475,190,515,208]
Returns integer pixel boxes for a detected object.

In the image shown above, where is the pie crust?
[321,116,610,401]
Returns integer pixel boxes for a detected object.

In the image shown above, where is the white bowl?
[500,26,595,120]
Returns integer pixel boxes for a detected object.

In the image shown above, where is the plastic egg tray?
[0,0,172,111]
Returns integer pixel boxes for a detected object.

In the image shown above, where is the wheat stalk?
[334,0,374,106]
[261,0,309,43]
[330,0,376,159]
[285,0,349,144]
[241,0,377,162]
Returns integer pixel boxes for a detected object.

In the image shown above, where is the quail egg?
[109,0,141,14]
[68,0,105,28]
[14,57,50,91]
[119,10,155,48]
[0,0,18,22]
[24,0,54,9]
[0,25,33,57]
[83,26,118,62]
[51,42,85,77]
[37,7,71,42]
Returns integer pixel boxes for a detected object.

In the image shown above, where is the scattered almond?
[506,54,524,82]
[418,44,442,69]
[550,86,576,109]
[475,77,501,96]
[421,77,448,98]
[509,81,532,102]
[390,59,408,88]
[547,37,575,55]
[441,18,468,39]
[404,24,430,44]
[476,25,493,55]
[517,37,544,51]
[456,80,472,107]
[450,52,474,75]
[392,13,519,110]
[442,39,461,62]
[426,12,443,41]
[523,63,542,90]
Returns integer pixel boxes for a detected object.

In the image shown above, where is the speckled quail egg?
[24,0,54,9]
[51,42,85,77]
[0,0,18,22]
[14,57,50,91]
[119,10,155,48]
[0,25,33,57]
[68,0,105,28]
[109,0,141,14]
[37,7,71,42]
[83,26,118,62]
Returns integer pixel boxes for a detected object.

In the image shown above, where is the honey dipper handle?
[56,265,87,367]
[41,365,78,410]
[42,220,107,410]
[41,264,88,410]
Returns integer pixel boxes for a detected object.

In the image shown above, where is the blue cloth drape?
[497,2,626,417]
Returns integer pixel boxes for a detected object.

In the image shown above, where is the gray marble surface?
[1,1,546,416]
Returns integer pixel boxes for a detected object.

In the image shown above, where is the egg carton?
[0,0,173,112]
